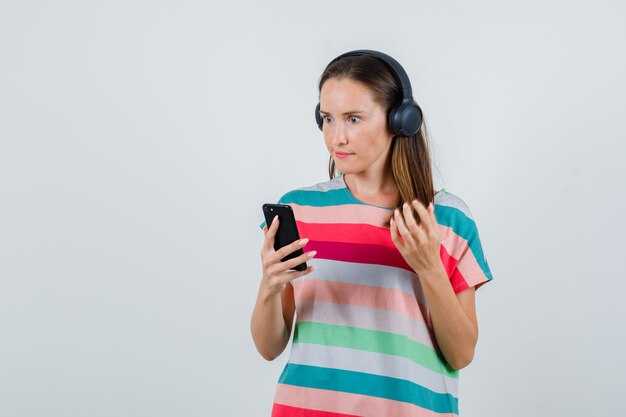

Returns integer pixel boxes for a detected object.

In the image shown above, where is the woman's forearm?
[418,266,478,370]
[250,285,289,361]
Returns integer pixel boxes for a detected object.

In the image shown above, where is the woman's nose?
[331,121,347,145]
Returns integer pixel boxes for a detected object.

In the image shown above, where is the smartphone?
[262,203,307,271]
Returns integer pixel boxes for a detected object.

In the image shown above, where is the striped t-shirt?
[258,173,493,417]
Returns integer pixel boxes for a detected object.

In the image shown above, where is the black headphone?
[315,49,423,137]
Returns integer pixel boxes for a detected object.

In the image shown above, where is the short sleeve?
[436,193,494,294]
[449,219,494,293]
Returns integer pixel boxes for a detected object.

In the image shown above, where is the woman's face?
[319,77,394,176]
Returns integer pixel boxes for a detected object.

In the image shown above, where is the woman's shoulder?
[434,188,477,224]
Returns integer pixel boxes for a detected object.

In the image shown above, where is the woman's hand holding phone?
[260,215,316,297]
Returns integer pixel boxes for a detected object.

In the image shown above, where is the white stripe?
[294,258,419,298]
[435,191,474,220]
[298,176,345,192]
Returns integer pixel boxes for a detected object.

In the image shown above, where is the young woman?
[251,50,494,417]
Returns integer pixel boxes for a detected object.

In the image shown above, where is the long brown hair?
[318,55,435,227]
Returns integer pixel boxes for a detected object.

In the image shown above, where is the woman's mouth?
[335,151,353,159]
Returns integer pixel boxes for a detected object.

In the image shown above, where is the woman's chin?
[334,159,352,169]
[334,164,352,174]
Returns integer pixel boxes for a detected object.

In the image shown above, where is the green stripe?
[293,321,458,378]
[279,363,458,414]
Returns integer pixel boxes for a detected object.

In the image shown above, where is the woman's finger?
[279,249,317,273]
[276,264,316,286]
[275,237,309,260]
[393,208,416,246]
[429,202,438,223]
[402,201,427,242]
[390,217,401,246]
[412,199,433,236]
[263,215,279,251]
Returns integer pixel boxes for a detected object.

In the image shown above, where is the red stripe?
[272,403,361,417]
[307,240,412,271]
[439,244,457,275]
[439,245,469,293]
[300,224,466,291]
[450,267,470,294]
[297,221,395,249]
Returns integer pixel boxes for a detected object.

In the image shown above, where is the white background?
[1,1,625,416]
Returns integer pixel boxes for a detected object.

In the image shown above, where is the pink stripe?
[292,278,425,323]
[439,225,467,260]
[274,383,457,417]
[291,203,391,227]
[272,402,360,417]
[474,280,490,291]
[456,254,489,288]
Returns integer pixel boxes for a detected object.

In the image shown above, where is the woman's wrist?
[414,263,448,285]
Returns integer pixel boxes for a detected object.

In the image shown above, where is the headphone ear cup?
[389,99,423,136]
[315,103,323,131]
[387,105,400,135]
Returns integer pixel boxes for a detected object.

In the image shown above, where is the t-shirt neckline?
[339,173,442,211]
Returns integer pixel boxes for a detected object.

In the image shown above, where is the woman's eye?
[321,115,360,124]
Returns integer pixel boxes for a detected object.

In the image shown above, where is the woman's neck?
[344,172,398,205]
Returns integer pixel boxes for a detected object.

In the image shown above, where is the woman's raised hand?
[259,215,316,296]
[390,200,444,277]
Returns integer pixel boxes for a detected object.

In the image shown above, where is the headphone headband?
[323,49,414,101]
[315,49,423,137]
